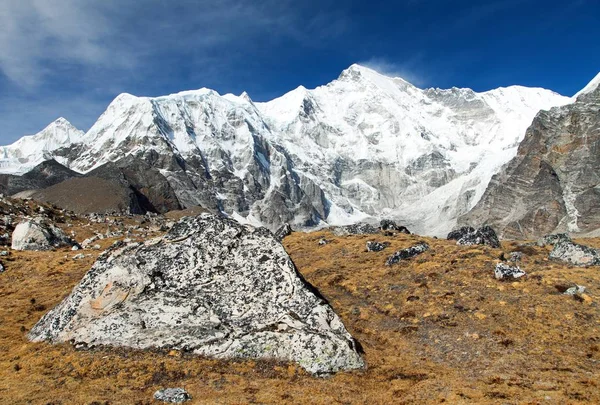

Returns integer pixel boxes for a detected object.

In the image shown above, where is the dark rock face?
[494,263,526,281]
[333,223,379,236]
[366,241,390,252]
[460,86,600,239]
[386,243,429,265]
[447,226,500,248]
[536,233,571,247]
[549,240,600,267]
[0,160,79,196]
[154,388,191,403]
[273,223,292,241]
[28,213,365,375]
[11,218,77,251]
[379,219,411,234]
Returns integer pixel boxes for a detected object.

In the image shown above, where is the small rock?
[92,244,101,250]
[154,388,191,403]
[366,241,390,252]
[318,238,329,246]
[0,262,4,273]
[386,242,430,265]
[274,223,292,241]
[0,251,8,256]
[563,285,586,295]
[379,219,411,234]
[509,252,523,262]
[72,253,85,260]
[71,245,80,251]
[549,240,600,266]
[494,263,526,281]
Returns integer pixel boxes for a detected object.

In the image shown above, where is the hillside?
[0,212,598,404]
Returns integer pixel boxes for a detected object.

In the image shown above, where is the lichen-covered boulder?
[494,263,526,281]
[536,233,571,247]
[549,240,600,267]
[447,226,500,248]
[154,388,191,403]
[11,218,77,251]
[386,242,429,265]
[28,213,365,375]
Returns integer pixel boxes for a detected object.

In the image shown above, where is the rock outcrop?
[549,240,600,267]
[333,223,379,236]
[366,241,390,252]
[11,219,77,251]
[154,388,191,403]
[447,226,500,248]
[28,213,365,375]
[460,80,600,239]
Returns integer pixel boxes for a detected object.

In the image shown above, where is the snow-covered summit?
[0,118,84,175]
[0,64,580,235]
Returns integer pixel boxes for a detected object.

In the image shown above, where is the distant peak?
[240,91,252,102]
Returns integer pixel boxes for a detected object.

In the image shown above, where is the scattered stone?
[274,223,292,241]
[366,241,390,252]
[564,285,586,296]
[379,219,411,234]
[318,238,329,246]
[494,263,526,281]
[81,235,100,248]
[0,262,4,273]
[71,245,80,251]
[333,223,379,236]
[0,251,8,256]
[386,243,430,265]
[549,241,600,266]
[92,244,102,250]
[72,253,85,260]
[29,213,365,375]
[447,226,500,248]
[154,388,191,403]
[537,233,571,247]
[509,252,523,262]
[11,219,77,251]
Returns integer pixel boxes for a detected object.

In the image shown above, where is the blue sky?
[0,0,598,143]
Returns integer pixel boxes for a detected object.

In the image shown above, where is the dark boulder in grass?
[379,219,411,234]
[386,242,430,265]
[447,226,500,248]
[28,213,365,375]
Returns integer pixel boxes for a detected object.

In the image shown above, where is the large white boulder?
[29,213,365,375]
[11,219,76,251]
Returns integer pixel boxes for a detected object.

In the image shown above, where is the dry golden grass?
[1,226,599,404]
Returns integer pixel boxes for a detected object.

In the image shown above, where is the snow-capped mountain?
[0,118,84,175]
[0,65,574,234]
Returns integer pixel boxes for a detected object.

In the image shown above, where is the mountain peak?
[574,72,600,99]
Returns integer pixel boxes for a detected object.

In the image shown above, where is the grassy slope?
[0,225,599,404]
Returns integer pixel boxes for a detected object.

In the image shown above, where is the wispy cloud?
[359,56,429,87]
[0,0,349,89]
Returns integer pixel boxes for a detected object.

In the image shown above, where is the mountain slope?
[460,73,600,238]
[0,65,573,234]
